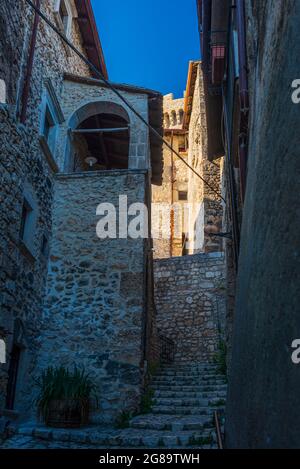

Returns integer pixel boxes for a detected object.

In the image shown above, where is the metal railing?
[158,331,176,364]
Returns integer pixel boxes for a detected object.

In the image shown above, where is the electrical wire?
[24,0,226,203]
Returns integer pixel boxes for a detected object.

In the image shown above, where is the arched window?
[6,319,27,410]
[171,110,177,126]
[0,79,6,104]
[67,101,130,172]
[179,109,184,125]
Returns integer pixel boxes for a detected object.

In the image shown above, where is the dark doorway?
[6,344,21,410]
[73,113,130,171]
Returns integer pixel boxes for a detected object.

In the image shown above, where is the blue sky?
[91,0,200,98]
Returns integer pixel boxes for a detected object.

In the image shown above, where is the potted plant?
[36,366,98,428]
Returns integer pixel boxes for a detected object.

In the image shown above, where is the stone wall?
[32,170,152,424]
[225,0,300,449]
[59,77,150,173]
[187,65,223,254]
[154,253,226,363]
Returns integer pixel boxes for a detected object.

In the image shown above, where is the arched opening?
[179,109,184,125]
[67,101,131,172]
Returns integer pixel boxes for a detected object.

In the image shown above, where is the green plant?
[189,435,213,446]
[213,340,227,376]
[35,366,98,423]
[115,410,132,429]
[140,388,155,414]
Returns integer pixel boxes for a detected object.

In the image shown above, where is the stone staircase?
[128,362,227,448]
[1,362,226,449]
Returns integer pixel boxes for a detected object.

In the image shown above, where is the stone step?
[153,373,225,380]
[154,390,227,399]
[130,414,214,432]
[4,426,217,449]
[151,405,224,416]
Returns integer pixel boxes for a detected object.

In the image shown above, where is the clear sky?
[91,0,200,98]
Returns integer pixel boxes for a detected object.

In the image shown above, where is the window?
[178,191,188,201]
[20,198,33,241]
[0,79,6,104]
[171,110,177,126]
[41,235,49,256]
[19,184,38,258]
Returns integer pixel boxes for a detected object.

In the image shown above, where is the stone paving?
[0,363,226,449]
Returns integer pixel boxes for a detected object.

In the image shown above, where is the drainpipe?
[20,0,41,124]
[236,0,249,202]
[170,131,174,257]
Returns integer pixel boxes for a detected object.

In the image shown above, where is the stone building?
[0,0,163,424]
[152,61,223,259]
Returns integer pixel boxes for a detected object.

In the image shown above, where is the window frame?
[0,78,7,105]
[54,0,73,38]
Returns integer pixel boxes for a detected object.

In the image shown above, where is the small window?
[59,0,69,33]
[20,199,33,241]
[171,110,177,126]
[6,344,22,410]
[39,79,64,165]
[0,79,6,104]
[41,235,49,256]
[178,191,188,201]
